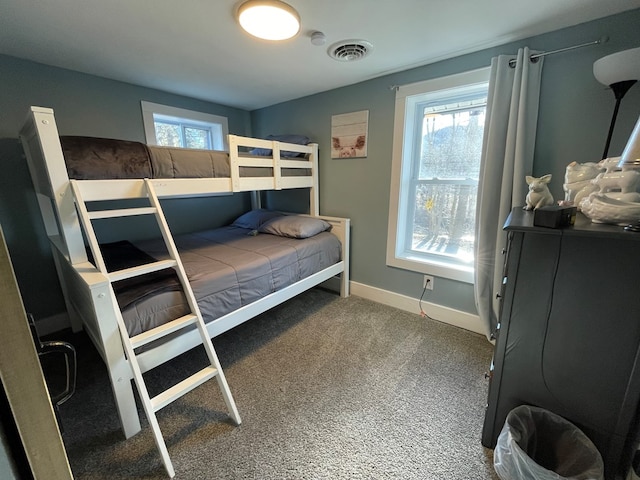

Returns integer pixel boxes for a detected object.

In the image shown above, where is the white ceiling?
[1,0,639,110]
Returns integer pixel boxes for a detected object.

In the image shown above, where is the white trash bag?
[494,405,604,480]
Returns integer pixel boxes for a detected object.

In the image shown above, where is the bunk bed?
[20,106,351,441]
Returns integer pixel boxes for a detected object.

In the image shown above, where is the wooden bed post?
[20,107,90,333]
[92,287,142,439]
[20,107,88,265]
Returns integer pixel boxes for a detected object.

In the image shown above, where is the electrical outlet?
[423,275,434,290]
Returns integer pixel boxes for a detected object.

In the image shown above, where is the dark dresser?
[482,207,640,480]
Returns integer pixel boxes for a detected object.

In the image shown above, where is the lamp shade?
[618,115,640,169]
[594,47,640,159]
[593,47,640,86]
[237,0,300,41]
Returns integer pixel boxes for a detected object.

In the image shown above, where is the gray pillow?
[258,215,331,239]
[231,209,283,230]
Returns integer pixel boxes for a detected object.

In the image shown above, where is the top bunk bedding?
[20,107,320,218]
[60,135,313,180]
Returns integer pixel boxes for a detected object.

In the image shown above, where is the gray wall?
[251,10,640,315]
[1,10,639,325]
[0,55,253,321]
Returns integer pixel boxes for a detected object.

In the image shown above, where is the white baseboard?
[37,280,486,338]
[349,281,486,336]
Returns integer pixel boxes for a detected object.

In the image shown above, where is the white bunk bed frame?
[20,106,350,439]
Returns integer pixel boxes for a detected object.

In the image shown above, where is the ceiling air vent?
[328,40,373,62]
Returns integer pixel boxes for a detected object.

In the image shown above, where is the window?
[387,68,490,283]
[141,101,229,151]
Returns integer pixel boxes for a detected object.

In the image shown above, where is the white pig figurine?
[524,174,554,210]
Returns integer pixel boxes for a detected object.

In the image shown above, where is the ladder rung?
[151,367,218,412]
[88,207,157,220]
[109,259,177,282]
[130,314,199,349]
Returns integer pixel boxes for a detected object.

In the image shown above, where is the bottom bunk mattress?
[101,225,341,337]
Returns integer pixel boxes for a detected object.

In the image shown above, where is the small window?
[387,68,490,283]
[141,101,229,151]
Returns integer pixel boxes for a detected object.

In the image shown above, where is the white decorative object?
[604,192,640,202]
[575,184,600,210]
[563,161,602,203]
[579,117,640,225]
[592,169,640,195]
[580,194,640,225]
[524,174,554,210]
[599,156,621,173]
[581,166,640,224]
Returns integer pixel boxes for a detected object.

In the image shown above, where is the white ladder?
[70,178,241,478]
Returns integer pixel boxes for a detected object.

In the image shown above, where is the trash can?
[493,405,604,480]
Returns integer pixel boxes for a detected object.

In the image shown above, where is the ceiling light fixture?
[237,0,300,41]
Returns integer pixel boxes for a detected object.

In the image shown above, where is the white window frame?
[141,101,229,151]
[386,67,490,284]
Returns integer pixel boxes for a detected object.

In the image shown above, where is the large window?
[387,68,490,283]
[141,101,229,151]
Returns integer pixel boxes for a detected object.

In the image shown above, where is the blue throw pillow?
[231,209,284,230]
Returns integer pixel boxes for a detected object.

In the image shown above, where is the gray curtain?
[474,47,544,338]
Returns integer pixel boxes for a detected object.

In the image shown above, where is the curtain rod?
[508,36,608,67]
[389,36,609,90]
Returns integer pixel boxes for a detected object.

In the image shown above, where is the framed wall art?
[331,110,369,158]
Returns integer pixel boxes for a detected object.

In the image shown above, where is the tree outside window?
[410,105,486,265]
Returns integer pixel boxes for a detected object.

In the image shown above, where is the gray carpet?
[53,288,500,479]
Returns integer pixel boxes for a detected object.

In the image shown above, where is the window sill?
[386,253,474,284]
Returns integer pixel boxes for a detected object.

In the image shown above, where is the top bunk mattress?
[59,136,311,180]
[102,224,341,337]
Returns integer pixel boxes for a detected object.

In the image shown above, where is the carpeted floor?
[50,288,500,479]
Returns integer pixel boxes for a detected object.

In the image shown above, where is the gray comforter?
[114,226,341,336]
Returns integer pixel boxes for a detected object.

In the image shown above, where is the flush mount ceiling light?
[237,0,300,41]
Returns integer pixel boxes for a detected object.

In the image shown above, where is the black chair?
[27,313,76,429]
